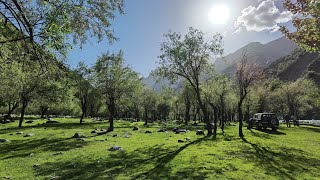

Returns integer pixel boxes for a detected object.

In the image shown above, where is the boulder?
[108,146,123,151]
[0,139,9,143]
[178,140,185,143]
[16,132,23,135]
[132,127,139,131]
[145,130,152,134]
[24,133,35,137]
[196,130,205,135]
[157,129,167,132]
[185,137,191,141]
[112,134,118,137]
[174,129,188,134]
[91,130,97,134]
[72,133,86,138]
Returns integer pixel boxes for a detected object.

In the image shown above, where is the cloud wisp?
[234,0,292,33]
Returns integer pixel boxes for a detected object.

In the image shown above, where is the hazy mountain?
[214,37,297,75]
[265,48,320,85]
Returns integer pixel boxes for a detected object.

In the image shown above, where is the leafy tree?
[280,0,320,52]
[0,0,125,59]
[156,27,223,136]
[235,52,264,137]
[142,87,158,125]
[94,50,140,131]
[274,78,319,119]
[73,62,93,124]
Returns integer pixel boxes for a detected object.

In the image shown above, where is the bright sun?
[208,5,230,25]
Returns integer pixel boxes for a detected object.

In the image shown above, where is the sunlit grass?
[0,118,319,179]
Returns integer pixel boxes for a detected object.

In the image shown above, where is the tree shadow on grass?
[255,128,286,135]
[34,136,212,179]
[240,137,320,179]
[0,137,88,160]
[300,126,320,133]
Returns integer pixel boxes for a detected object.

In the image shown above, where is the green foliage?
[280,0,320,52]
[0,0,125,58]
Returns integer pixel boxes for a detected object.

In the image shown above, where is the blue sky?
[67,0,293,77]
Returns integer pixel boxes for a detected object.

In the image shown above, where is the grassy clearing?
[0,118,319,180]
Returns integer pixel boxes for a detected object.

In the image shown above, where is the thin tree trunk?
[19,97,28,128]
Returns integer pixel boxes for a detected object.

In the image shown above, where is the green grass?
[0,118,319,180]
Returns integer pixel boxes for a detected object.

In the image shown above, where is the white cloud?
[235,0,293,32]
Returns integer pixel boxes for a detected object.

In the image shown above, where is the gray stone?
[158,129,167,132]
[196,130,205,135]
[72,133,86,138]
[185,137,191,141]
[0,139,9,143]
[178,140,185,143]
[132,127,139,131]
[112,134,117,137]
[145,130,152,134]
[91,130,97,133]
[53,152,63,156]
[108,146,123,151]
[16,132,23,135]
[24,133,35,137]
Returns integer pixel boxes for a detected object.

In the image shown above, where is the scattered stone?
[72,133,86,138]
[44,127,47,129]
[91,130,97,134]
[24,133,35,137]
[108,146,123,151]
[123,134,131,138]
[145,130,152,134]
[32,164,40,168]
[185,137,191,141]
[112,134,117,137]
[2,176,11,179]
[196,130,205,135]
[132,126,139,131]
[25,120,34,124]
[9,134,13,136]
[76,138,85,141]
[172,128,179,132]
[46,120,60,124]
[178,140,185,143]
[0,139,9,143]
[29,153,35,156]
[97,131,108,135]
[158,129,167,132]
[53,152,63,156]
[16,132,23,135]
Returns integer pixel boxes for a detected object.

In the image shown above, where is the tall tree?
[280,0,320,52]
[73,62,93,124]
[94,51,140,131]
[236,52,263,137]
[156,27,223,136]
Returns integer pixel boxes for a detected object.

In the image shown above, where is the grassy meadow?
[0,118,319,180]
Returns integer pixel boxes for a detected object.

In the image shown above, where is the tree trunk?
[18,97,28,128]
[144,107,148,125]
[107,97,115,132]
[238,101,244,138]
[7,102,19,119]
[40,107,48,118]
[184,103,190,125]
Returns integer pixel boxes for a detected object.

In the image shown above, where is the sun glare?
[208,5,230,25]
